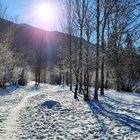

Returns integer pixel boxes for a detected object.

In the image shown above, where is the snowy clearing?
[0,84,140,140]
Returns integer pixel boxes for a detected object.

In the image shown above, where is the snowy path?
[0,85,40,140]
[0,84,140,140]
[2,92,37,140]
[0,84,60,140]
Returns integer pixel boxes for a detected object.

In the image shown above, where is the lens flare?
[36,4,53,21]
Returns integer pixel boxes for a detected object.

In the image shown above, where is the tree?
[0,1,8,19]
[72,0,88,96]
[67,0,73,91]
[0,31,23,87]
[120,33,140,92]
[83,1,94,100]
[94,0,100,101]
[34,30,47,85]
[100,0,107,95]
[107,0,140,91]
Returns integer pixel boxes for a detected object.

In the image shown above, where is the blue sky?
[0,0,62,31]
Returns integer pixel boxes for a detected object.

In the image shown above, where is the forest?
[0,0,140,139]
[0,0,140,100]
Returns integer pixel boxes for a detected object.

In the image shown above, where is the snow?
[0,83,140,140]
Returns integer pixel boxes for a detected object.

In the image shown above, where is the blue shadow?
[86,98,140,132]
[41,100,61,109]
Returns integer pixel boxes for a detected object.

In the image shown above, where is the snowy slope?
[0,83,140,140]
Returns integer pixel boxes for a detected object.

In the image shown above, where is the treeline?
[0,30,29,87]
[0,3,28,87]
[52,0,140,100]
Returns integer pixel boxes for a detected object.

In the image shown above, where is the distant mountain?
[0,18,94,66]
[0,18,71,47]
[0,18,71,63]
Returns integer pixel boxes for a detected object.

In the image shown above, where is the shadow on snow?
[41,100,61,109]
[0,85,19,96]
[86,96,140,133]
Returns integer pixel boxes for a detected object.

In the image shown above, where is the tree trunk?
[59,67,62,85]
[94,0,100,101]
[35,59,38,85]
[79,24,83,93]
[105,69,109,89]
[68,0,73,91]
[74,75,78,99]
[100,0,107,95]
[74,62,79,98]
[43,66,47,83]
[116,55,120,91]
[105,14,110,89]
[114,1,120,91]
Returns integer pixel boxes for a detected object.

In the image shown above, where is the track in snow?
[3,93,37,140]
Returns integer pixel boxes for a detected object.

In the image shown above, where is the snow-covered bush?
[0,32,25,87]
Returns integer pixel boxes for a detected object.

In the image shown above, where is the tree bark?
[105,14,110,89]
[94,0,100,101]
[68,0,73,91]
[100,0,107,95]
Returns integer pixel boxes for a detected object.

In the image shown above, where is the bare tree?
[94,0,100,101]
[65,0,73,91]
[83,1,94,100]
[100,0,107,95]
[105,15,110,89]
[72,0,88,96]
[0,2,7,19]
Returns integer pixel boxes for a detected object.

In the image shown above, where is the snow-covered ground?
[0,83,140,140]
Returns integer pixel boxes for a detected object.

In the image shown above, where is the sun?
[33,2,62,30]
[36,4,53,21]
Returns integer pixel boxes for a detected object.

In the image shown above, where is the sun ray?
[36,4,53,21]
